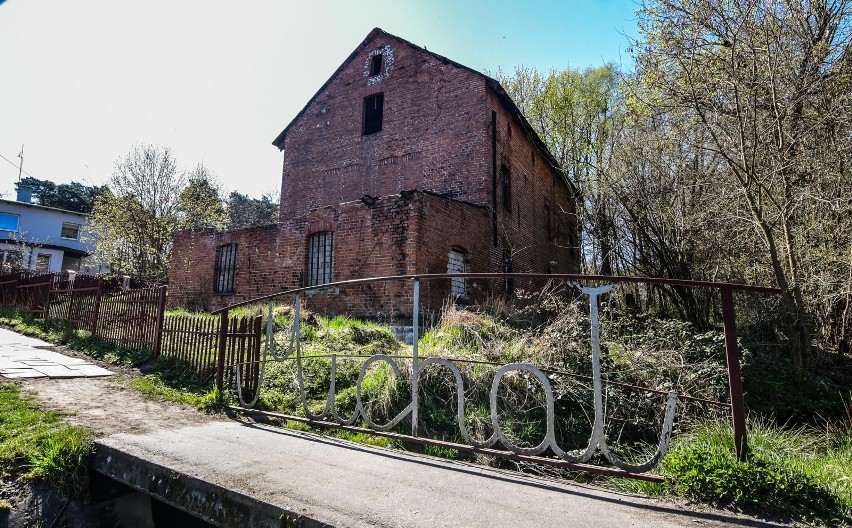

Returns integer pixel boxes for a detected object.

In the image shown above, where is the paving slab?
[0,327,113,379]
[94,421,781,528]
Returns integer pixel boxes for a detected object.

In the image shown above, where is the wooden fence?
[159,314,262,391]
[0,271,262,390]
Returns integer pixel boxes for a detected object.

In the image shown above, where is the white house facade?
[0,188,105,274]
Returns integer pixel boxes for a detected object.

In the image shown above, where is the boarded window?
[447,247,469,298]
[501,164,511,209]
[363,93,384,135]
[61,222,80,240]
[215,244,237,293]
[307,231,334,287]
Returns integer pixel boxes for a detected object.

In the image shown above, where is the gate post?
[91,278,103,336]
[215,310,229,392]
[721,286,749,461]
[152,285,168,358]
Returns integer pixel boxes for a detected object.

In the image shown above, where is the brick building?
[168,28,579,316]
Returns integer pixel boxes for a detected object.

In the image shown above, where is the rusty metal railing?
[214,273,781,479]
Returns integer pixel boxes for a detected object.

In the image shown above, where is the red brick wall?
[486,92,579,277]
[279,34,491,219]
[168,31,580,316]
[169,194,423,315]
[169,191,497,316]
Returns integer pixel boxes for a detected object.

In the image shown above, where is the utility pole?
[16,145,24,182]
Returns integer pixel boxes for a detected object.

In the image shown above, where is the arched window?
[447,246,469,298]
[307,232,334,286]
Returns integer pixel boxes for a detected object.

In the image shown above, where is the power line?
[0,151,37,180]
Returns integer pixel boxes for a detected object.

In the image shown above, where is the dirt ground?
[19,376,221,437]
[3,338,221,437]
[0,341,222,528]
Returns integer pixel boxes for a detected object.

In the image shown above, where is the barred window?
[214,243,237,293]
[307,232,334,287]
[447,246,469,298]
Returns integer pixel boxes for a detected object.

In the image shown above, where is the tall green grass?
[0,384,93,492]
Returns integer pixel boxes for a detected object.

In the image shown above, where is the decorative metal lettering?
[236,281,679,473]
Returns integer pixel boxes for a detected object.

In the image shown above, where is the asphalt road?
[96,421,784,528]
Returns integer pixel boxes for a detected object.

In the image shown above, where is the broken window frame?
[370,54,383,76]
[501,164,511,209]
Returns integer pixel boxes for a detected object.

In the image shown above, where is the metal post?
[152,285,167,358]
[721,286,748,461]
[216,309,229,392]
[411,279,420,437]
[90,278,103,337]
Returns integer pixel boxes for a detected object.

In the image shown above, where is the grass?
[0,307,151,367]
[0,383,93,492]
[4,297,851,525]
[617,419,852,525]
[0,307,229,413]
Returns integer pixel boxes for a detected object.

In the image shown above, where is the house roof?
[0,198,89,217]
[271,28,574,194]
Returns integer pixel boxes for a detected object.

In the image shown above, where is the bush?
[660,421,850,524]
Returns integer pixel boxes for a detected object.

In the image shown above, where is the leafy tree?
[178,164,226,230]
[87,145,185,282]
[498,64,622,275]
[226,191,279,229]
[17,176,106,213]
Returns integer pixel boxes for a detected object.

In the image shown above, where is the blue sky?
[0,1,639,200]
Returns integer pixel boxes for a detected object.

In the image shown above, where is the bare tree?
[633,0,852,375]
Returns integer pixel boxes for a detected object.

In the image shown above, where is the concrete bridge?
[1,328,781,527]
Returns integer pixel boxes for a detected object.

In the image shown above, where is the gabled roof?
[271,28,574,193]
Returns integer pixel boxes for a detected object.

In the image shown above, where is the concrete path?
[0,327,113,379]
[93,421,783,528]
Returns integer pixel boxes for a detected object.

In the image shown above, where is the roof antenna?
[16,145,24,182]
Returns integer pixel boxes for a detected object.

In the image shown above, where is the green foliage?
[0,384,93,492]
[656,421,851,524]
[0,308,151,366]
[88,145,227,282]
[17,176,106,213]
[178,164,226,230]
[226,191,279,229]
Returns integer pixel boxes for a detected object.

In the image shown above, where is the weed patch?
[0,384,92,492]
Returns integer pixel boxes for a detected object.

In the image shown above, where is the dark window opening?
[363,93,384,135]
[502,249,514,294]
[307,231,334,287]
[501,164,511,209]
[215,244,237,293]
[370,54,383,76]
[531,151,536,166]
